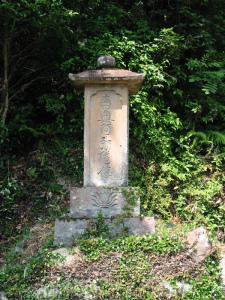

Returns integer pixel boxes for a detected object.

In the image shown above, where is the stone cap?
[69,57,145,95]
[97,56,115,68]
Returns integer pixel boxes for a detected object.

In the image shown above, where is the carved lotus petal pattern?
[91,192,118,208]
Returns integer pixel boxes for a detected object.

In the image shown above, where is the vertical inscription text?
[97,93,114,181]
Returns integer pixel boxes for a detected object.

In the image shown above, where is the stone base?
[54,217,155,246]
[70,187,140,218]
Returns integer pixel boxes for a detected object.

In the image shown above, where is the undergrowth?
[0,221,224,299]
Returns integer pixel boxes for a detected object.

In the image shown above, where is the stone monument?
[54,56,155,245]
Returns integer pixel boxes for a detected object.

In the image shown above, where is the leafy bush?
[0,178,25,232]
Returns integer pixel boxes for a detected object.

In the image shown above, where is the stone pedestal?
[54,56,155,245]
[55,217,155,246]
[70,187,140,218]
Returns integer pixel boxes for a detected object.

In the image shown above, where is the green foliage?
[0,237,56,299]
[189,130,225,149]
[183,255,225,299]
[77,225,184,262]
[0,222,224,300]
[0,145,76,238]
[130,149,225,231]
[0,1,225,297]
[186,50,225,130]
[187,51,225,95]
[0,122,8,146]
[80,212,110,240]
[0,177,25,233]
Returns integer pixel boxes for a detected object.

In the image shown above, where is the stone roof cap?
[69,56,145,95]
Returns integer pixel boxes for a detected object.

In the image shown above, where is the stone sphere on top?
[97,56,116,68]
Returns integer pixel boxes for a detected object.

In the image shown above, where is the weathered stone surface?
[69,68,144,95]
[109,217,155,236]
[36,286,59,299]
[54,217,155,246]
[163,282,174,297]
[52,247,76,268]
[186,227,212,263]
[84,85,128,187]
[163,281,191,298]
[15,239,27,254]
[0,291,8,300]
[97,55,115,68]
[176,281,192,296]
[55,219,89,246]
[70,187,140,218]
[54,57,149,245]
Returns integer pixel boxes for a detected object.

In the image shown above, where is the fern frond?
[188,131,207,141]
[206,131,225,145]
[188,130,225,146]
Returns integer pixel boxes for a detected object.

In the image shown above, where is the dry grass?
[41,244,208,300]
[22,223,53,258]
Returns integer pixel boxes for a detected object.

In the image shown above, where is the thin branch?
[9,76,47,101]
[10,66,44,91]
[10,41,37,62]
[10,19,16,33]
[8,54,36,82]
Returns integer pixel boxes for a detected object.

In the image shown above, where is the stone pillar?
[84,84,128,187]
[54,56,155,245]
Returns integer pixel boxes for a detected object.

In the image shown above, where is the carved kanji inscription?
[84,86,128,187]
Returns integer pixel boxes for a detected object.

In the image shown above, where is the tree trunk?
[1,21,10,125]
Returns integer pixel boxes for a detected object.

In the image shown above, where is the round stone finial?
[97,56,115,68]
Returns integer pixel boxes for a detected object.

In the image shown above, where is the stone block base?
[54,217,155,246]
[70,187,140,218]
